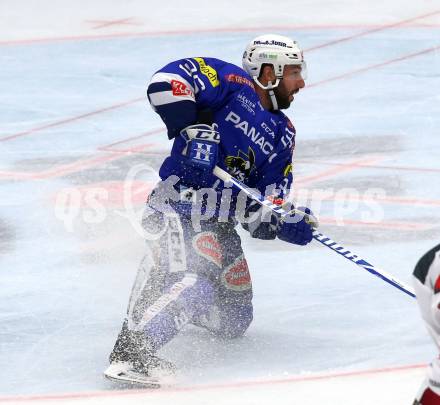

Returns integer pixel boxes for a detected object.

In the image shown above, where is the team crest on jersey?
[221,256,251,291]
[225,147,256,181]
[192,232,223,268]
[171,80,194,97]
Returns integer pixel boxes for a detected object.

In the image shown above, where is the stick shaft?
[213,166,416,298]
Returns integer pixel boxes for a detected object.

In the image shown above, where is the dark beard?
[273,86,291,110]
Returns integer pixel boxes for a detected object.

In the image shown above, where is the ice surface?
[1,1,440,403]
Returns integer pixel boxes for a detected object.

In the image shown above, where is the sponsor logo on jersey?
[283,163,293,177]
[192,232,223,268]
[237,93,256,114]
[261,121,276,139]
[171,79,194,97]
[225,111,275,157]
[167,215,187,273]
[267,195,285,206]
[281,124,296,150]
[225,74,255,90]
[194,57,220,88]
[225,147,256,181]
[222,256,251,291]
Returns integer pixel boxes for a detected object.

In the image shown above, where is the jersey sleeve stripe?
[148,81,172,94]
[150,72,195,94]
[148,90,195,107]
[147,72,196,109]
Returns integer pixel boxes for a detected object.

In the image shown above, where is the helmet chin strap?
[253,77,281,111]
[268,88,278,111]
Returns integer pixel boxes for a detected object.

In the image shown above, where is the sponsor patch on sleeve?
[221,256,252,291]
[171,79,194,97]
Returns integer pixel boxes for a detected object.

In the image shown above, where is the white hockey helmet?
[242,34,307,89]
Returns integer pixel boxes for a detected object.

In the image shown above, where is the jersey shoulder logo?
[193,58,220,88]
[171,79,194,97]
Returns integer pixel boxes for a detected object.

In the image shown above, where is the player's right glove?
[276,206,317,246]
[178,124,220,188]
[181,124,220,170]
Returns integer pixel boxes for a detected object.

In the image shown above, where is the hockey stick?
[213,166,416,299]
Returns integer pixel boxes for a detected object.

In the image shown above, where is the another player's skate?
[104,322,176,387]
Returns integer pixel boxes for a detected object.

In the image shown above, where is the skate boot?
[104,321,175,386]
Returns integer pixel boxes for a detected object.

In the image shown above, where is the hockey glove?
[181,124,220,170]
[177,124,220,188]
[276,206,316,246]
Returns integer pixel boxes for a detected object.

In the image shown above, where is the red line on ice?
[0,97,144,143]
[1,10,438,145]
[0,363,425,402]
[295,156,385,186]
[318,217,432,231]
[0,143,157,180]
[298,159,440,174]
[305,9,440,52]
[97,128,164,150]
[86,18,141,30]
[307,44,440,88]
[3,42,438,146]
[0,9,439,46]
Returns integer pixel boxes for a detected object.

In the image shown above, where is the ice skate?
[104,356,176,387]
[104,322,176,387]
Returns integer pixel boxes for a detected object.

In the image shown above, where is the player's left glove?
[276,206,317,246]
[177,124,220,188]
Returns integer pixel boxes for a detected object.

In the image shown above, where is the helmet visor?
[283,61,307,81]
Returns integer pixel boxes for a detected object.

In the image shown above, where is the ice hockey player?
[104,34,315,385]
[413,244,440,404]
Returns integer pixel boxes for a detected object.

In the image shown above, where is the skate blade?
[104,363,174,388]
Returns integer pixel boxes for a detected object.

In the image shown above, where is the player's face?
[274,65,305,109]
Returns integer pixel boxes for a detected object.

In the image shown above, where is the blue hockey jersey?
[147,57,295,216]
